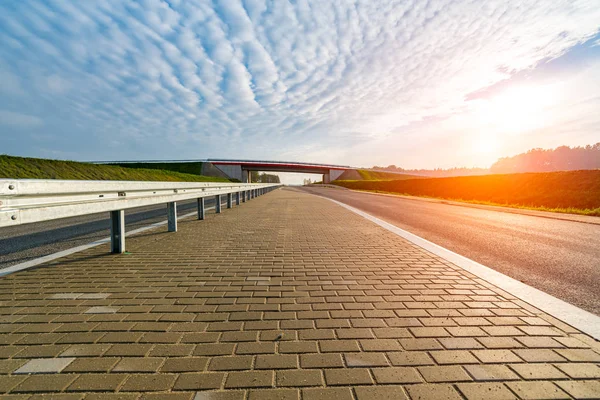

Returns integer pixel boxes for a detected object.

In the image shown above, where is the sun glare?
[475,84,560,135]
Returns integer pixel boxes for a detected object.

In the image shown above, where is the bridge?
[96,159,354,183]
[208,159,352,183]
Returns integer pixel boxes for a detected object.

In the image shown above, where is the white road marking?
[324,197,600,340]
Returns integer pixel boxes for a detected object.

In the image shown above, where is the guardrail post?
[216,195,221,213]
[110,210,125,253]
[197,198,205,220]
[242,191,246,202]
[236,192,240,206]
[167,201,177,232]
[227,193,232,209]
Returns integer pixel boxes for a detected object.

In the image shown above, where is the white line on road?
[0,208,214,277]
[324,197,600,340]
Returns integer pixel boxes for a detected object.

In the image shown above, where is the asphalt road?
[301,186,600,316]
[0,198,218,270]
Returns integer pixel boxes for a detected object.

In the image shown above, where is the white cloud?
[0,0,598,166]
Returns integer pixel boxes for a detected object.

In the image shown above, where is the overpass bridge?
[208,159,352,183]
[98,159,354,183]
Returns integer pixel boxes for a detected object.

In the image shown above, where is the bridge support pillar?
[167,202,177,232]
[110,210,125,253]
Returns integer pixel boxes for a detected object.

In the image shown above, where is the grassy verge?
[357,169,424,180]
[333,170,600,217]
[0,155,230,182]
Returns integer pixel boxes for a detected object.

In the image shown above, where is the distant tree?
[490,143,600,173]
[251,171,281,183]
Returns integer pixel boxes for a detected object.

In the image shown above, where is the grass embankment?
[0,155,230,182]
[334,170,600,216]
[357,169,424,180]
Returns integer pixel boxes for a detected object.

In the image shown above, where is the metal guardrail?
[0,179,281,253]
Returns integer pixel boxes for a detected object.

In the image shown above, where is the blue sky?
[1,0,599,181]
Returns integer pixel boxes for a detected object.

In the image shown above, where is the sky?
[1,0,599,184]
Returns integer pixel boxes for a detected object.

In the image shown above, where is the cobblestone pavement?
[1,188,599,399]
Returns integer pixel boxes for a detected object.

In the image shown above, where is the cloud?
[0,110,44,128]
[0,0,598,167]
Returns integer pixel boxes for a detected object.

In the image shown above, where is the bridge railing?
[0,179,281,253]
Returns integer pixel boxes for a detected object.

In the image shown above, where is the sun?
[475,84,560,136]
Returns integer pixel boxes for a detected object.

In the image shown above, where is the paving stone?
[300,354,344,368]
[324,368,372,385]
[318,340,360,353]
[66,375,126,392]
[279,342,318,354]
[418,366,473,383]
[429,350,479,364]
[359,339,401,351]
[555,380,600,399]
[555,363,600,379]
[439,337,484,349]
[463,364,519,381]
[235,342,276,355]
[301,388,353,400]
[247,389,299,400]
[555,348,600,362]
[371,367,422,383]
[354,386,409,400]
[387,351,434,366]
[160,357,208,372]
[112,357,164,372]
[149,345,194,357]
[405,384,463,400]
[506,381,570,399]
[0,376,27,393]
[344,353,388,367]
[84,394,139,400]
[14,358,75,374]
[63,358,119,373]
[255,355,298,369]
[224,371,273,388]
[456,383,517,400]
[472,350,522,363]
[120,374,177,391]
[277,369,323,387]
[60,344,112,357]
[0,359,27,374]
[104,344,153,357]
[84,307,119,314]
[513,349,566,362]
[509,363,569,380]
[209,356,253,371]
[173,373,224,390]
[12,375,78,393]
[141,394,194,400]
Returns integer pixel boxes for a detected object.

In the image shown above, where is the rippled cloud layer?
[1,0,599,168]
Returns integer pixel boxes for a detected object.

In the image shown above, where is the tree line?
[250,171,281,183]
[373,143,600,176]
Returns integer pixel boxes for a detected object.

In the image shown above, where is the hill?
[333,170,600,216]
[0,155,230,182]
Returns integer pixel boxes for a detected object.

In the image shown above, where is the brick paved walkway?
[1,188,599,399]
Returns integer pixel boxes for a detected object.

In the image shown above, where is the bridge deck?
[1,188,599,398]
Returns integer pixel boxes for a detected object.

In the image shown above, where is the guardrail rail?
[0,179,281,253]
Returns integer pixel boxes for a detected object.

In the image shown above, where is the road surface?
[301,186,600,316]
[0,198,218,269]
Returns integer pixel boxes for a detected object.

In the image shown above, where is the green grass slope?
[0,155,230,182]
[334,170,600,216]
[357,169,425,180]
